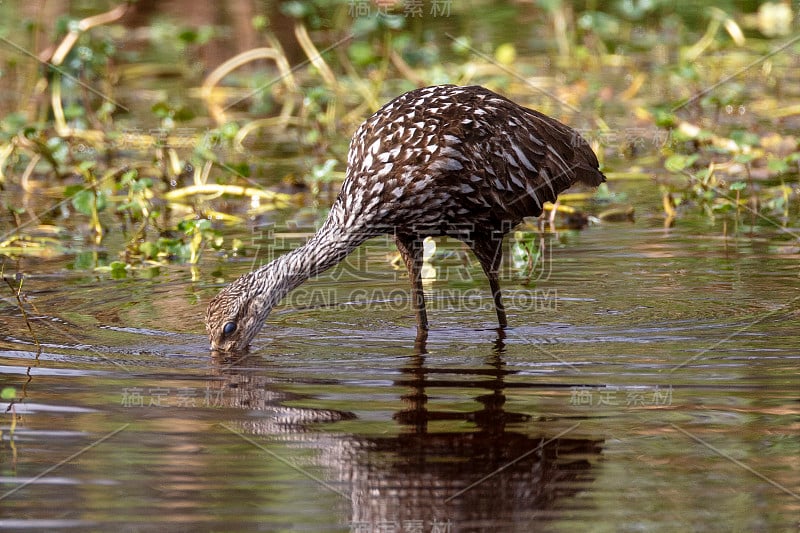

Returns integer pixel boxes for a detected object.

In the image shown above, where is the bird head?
[205,271,272,353]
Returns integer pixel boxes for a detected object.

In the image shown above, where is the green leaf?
[664,154,698,173]
[71,252,97,270]
[767,158,790,174]
[72,190,98,216]
[116,200,142,213]
[311,159,338,182]
[220,122,239,139]
[1,386,15,400]
[381,14,406,30]
[139,241,158,259]
[348,41,376,66]
[252,15,268,31]
[64,103,85,120]
[577,11,620,37]
[110,261,127,279]
[494,43,516,65]
[178,29,198,43]
[65,184,84,197]
[653,109,676,128]
[227,162,250,178]
[729,181,746,191]
[450,36,471,55]
[151,102,171,118]
[177,219,195,233]
[173,106,196,122]
[730,130,760,148]
[77,160,96,172]
[135,178,153,191]
[0,112,28,133]
[280,1,308,18]
[120,169,138,185]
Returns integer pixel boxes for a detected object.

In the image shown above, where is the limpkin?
[206,85,605,352]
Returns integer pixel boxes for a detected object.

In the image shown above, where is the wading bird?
[206,85,605,352]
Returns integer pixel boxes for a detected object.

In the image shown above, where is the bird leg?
[394,234,429,331]
[471,233,508,329]
[486,269,507,329]
[414,326,429,349]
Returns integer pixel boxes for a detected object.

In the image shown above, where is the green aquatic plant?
[2,0,797,273]
[67,161,107,244]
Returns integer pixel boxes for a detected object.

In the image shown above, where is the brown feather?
[205,85,605,352]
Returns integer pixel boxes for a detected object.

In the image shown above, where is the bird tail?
[572,133,606,187]
[576,164,606,187]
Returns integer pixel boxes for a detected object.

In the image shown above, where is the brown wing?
[340,85,605,228]
[447,87,605,221]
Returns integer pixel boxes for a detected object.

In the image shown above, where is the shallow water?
[2,196,799,531]
[2,0,800,528]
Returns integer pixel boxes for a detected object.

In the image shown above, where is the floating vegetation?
[0,1,797,274]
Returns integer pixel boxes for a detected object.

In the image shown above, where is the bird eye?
[222,322,237,336]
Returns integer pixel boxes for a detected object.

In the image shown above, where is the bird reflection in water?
[210,335,602,531]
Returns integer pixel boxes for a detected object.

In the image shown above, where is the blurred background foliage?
[0,0,797,273]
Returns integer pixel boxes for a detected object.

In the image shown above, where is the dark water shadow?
[210,335,603,531]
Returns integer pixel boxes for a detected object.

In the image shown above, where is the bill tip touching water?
[205,84,605,352]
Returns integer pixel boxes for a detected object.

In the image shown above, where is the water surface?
[2,197,799,531]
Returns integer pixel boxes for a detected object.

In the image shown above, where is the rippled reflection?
[212,336,602,530]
